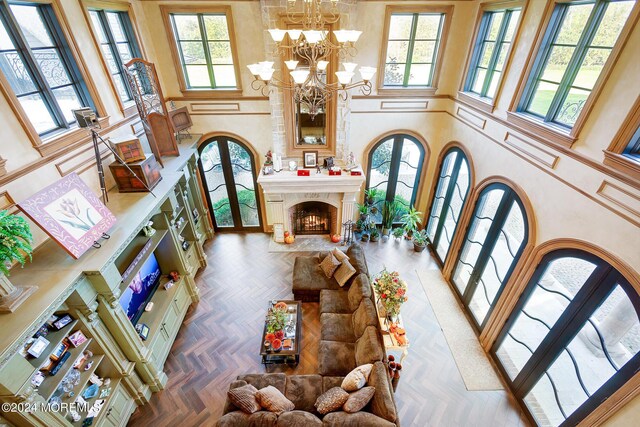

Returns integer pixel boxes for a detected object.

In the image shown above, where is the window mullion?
[170,16,191,87]
[99,11,132,100]
[427,14,444,86]
[402,14,419,87]
[548,1,607,123]
[198,14,216,88]
[481,11,511,97]
[2,4,66,128]
[521,5,568,113]
[466,13,492,92]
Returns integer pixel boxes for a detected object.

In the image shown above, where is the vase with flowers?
[372,268,408,323]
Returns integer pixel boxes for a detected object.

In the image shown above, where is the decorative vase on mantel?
[0,273,36,313]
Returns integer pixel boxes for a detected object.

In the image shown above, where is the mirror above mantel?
[283,20,337,157]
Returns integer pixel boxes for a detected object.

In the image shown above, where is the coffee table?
[260,300,302,366]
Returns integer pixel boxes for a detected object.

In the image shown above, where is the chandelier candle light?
[248,0,376,117]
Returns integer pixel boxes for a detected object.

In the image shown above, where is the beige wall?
[0,0,638,424]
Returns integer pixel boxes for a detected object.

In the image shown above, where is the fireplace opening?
[291,202,333,235]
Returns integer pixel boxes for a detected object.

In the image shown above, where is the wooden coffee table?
[260,300,302,366]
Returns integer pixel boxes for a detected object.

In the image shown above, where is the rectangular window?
[88,9,141,103]
[169,12,237,89]
[518,0,634,129]
[381,11,446,88]
[464,7,521,100]
[0,2,96,136]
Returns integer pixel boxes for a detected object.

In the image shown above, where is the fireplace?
[290,202,336,235]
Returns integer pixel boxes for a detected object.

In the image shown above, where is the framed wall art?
[18,173,117,259]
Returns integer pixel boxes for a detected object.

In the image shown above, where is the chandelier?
[247,0,376,118]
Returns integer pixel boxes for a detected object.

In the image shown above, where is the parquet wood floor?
[127,233,529,427]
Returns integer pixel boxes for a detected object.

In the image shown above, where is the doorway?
[198,136,262,231]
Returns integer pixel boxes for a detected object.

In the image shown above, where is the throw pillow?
[341,363,373,392]
[343,386,376,413]
[334,259,357,287]
[227,384,261,414]
[332,247,349,263]
[320,253,341,278]
[314,387,350,415]
[255,385,295,415]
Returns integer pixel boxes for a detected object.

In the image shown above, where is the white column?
[264,193,285,230]
[341,191,358,225]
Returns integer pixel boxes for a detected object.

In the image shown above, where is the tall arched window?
[493,249,640,427]
[426,147,471,263]
[452,183,528,329]
[198,135,262,231]
[366,134,425,222]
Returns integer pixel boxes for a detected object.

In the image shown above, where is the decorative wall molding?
[55,145,113,177]
[456,106,487,130]
[0,156,6,177]
[597,181,640,220]
[380,101,429,110]
[504,132,560,169]
[190,102,241,112]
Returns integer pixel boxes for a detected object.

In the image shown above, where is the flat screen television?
[119,252,162,324]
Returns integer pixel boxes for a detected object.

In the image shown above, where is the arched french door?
[366,134,425,223]
[198,136,262,232]
[492,249,640,427]
[426,147,471,264]
[452,183,528,330]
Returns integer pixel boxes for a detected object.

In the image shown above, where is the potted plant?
[400,207,422,239]
[356,203,369,221]
[392,227,404,241]
[266,304,287,334]
[412,229,428,252]
[0,210,35,312]
[364,188,378,206]
[381,200,400,237]
[370,228,380,242]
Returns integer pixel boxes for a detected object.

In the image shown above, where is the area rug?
[416,269,505,391]
[268,235,343,252]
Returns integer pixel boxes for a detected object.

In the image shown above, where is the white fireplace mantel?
[257,169,365,234]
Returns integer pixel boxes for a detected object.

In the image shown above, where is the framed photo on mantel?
[303,150,318,168]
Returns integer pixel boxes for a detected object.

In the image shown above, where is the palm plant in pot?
[381,200,400,237]
[364,188,378,206]
[400,207,422,239]
[0,210,36,312]
[412,229,428,252]
[356,203,369,221]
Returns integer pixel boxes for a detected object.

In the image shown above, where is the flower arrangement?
[266,304,287,334]
[0,210,33,275]
[372,268,408,318]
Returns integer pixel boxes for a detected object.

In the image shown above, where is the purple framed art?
[18,173,117,259]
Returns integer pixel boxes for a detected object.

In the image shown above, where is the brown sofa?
[218,245,399,426]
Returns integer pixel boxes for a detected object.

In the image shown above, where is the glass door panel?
[393,138,421,219]
[496,257,597,380]
[522,284,640,427]
[452,188,504,294]
[436,157,469,260]
[426,152,455,242]
[199,137,261,231]
[469,201,525,325]
[228,141,259,227]
[368,138,394,223]
[201,142,233,228]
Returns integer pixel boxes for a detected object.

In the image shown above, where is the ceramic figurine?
[84,360,93,371]
[265,150,273,165]
[143,221,156,237]
[346,152,356,168]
